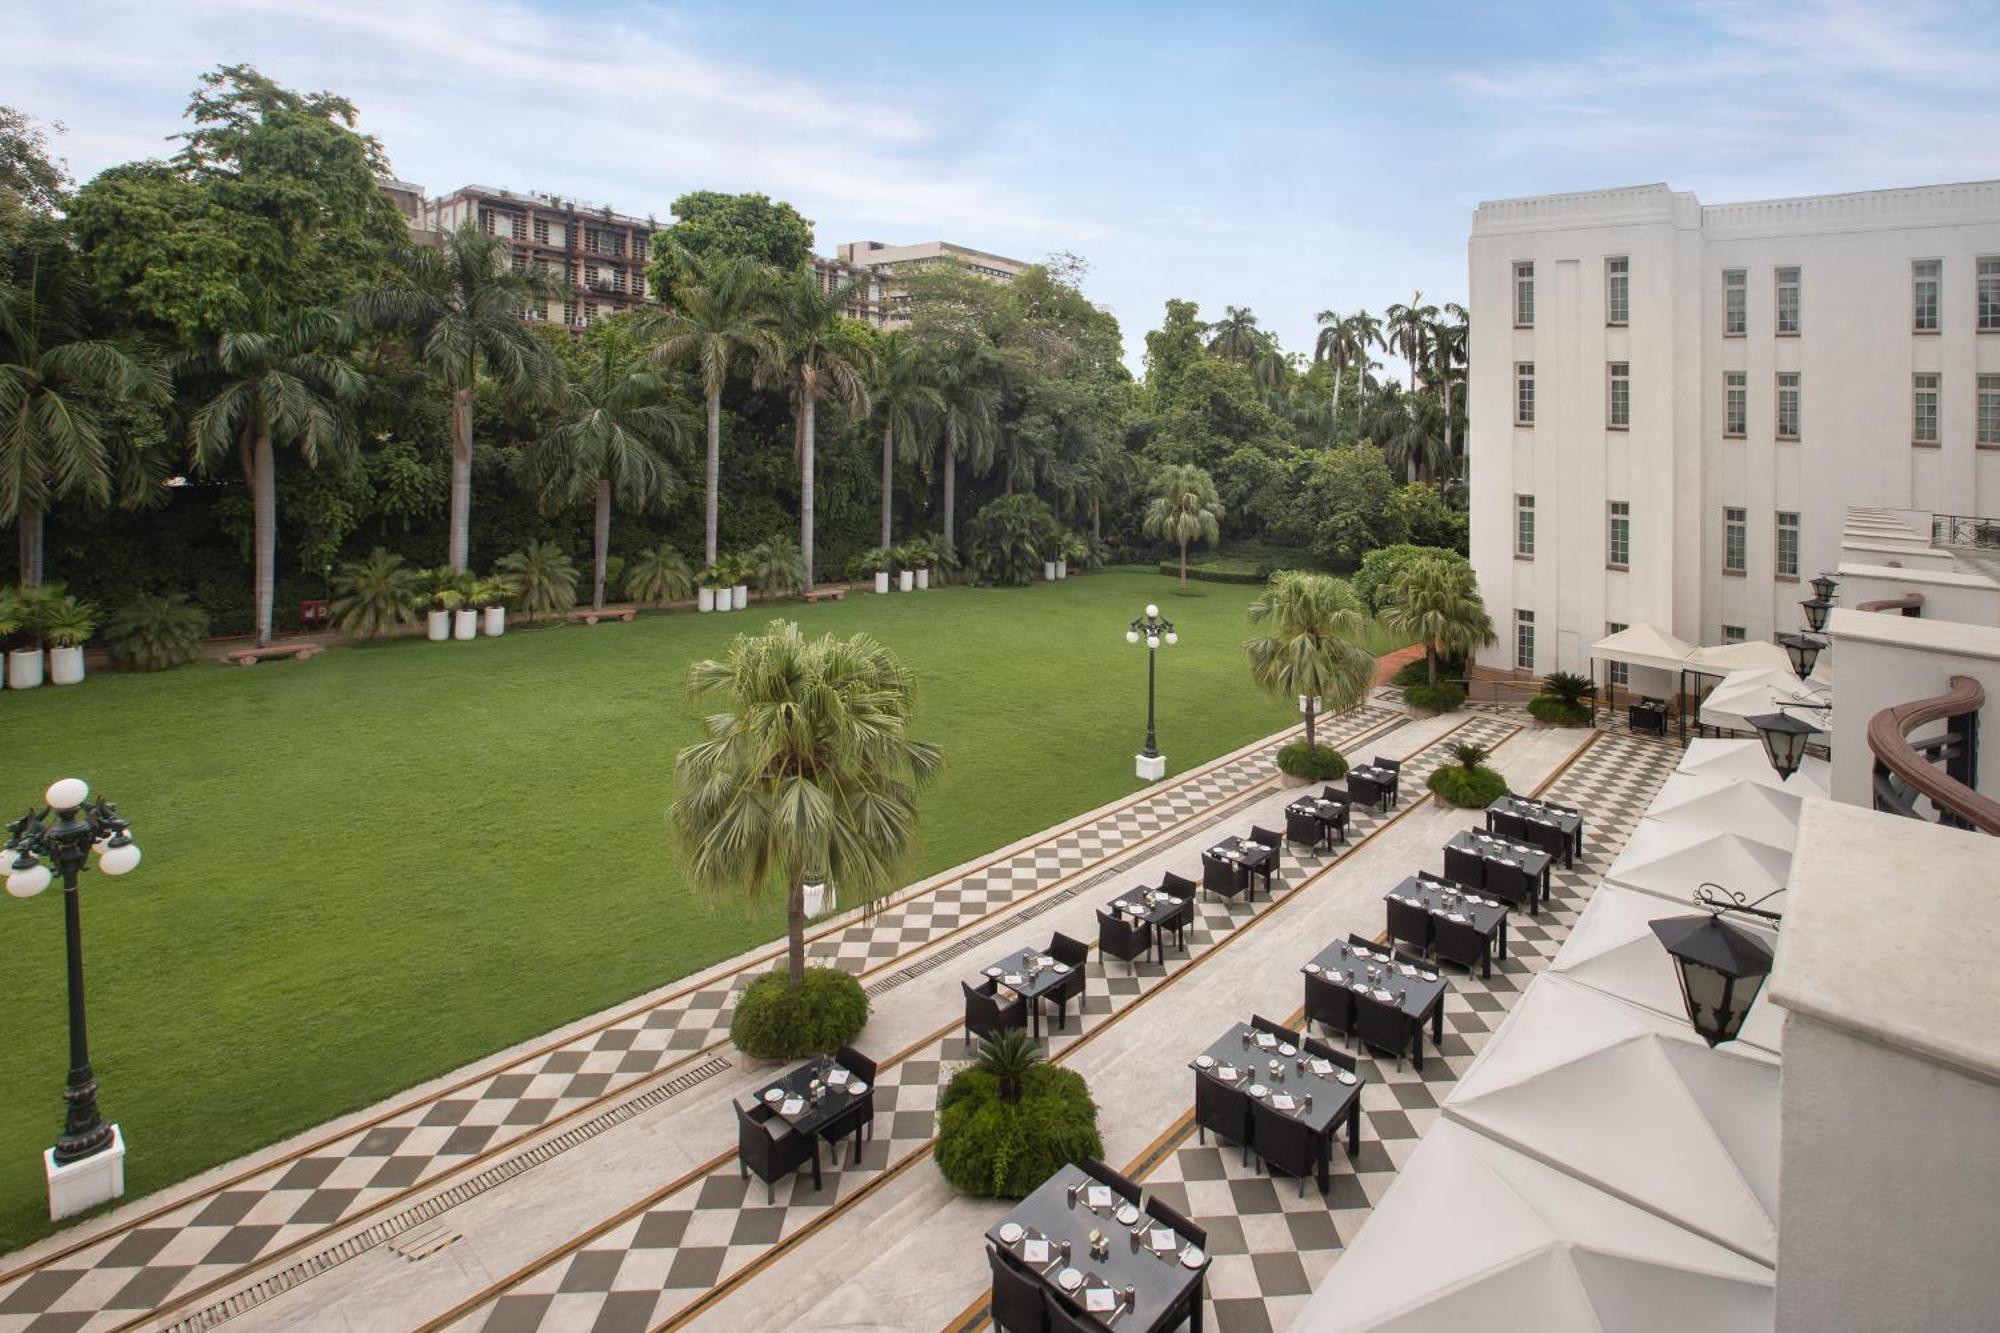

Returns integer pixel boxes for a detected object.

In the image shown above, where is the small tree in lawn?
[1244,571,1376,748]
[1143,463,1223,588]
[672,620,941,988]
[1382,552,1495,684]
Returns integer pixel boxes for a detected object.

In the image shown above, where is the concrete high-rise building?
[1466,180,2000,684]
[834,240,1030,327]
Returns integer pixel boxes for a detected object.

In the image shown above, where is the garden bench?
[569,605,637,625]
[224,642,323,667]
[802,587,846,604]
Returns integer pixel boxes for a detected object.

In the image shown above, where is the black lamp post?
[1775,631,1823,681]
[1809,572,1839,602]
[1746,709,1820,781]
[1650,883,1781,1047]
[1125,603,1178,771]
[6,779,142,1165]
[1800,597,1833,633]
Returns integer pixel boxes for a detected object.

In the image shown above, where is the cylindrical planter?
[1057,558,1068,580]
[732,584,749,610]
[427,610,450,641]
[453,609,478,640]
[698,587,716,613]
[1044,561,1057,581]
[8,648,45,690]
[484,606,507,636]
[802,880,836,918]
[48,646,86,686]
[899,570,914,593]
[874,571,890,595]
[915,568,930,590]
[1298,695,1321,715]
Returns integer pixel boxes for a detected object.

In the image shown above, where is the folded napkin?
[1085,1288,1116,1314]
[1309,1058,1333,1075]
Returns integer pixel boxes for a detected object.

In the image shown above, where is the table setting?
[1190,1021,1364,1181]
[1302,940,1449,1069]
[986,1164,1207,1328]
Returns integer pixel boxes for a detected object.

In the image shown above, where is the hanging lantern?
[1747,709,1818,780]
[1650,913,1775,1047]
[1775,632,1823,681]
[1809,572,1838,602]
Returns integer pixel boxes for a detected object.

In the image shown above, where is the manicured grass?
[0,571,1408,1250]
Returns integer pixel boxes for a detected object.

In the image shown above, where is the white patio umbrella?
[1699,667,1828,735]
[1686,639,1795,676]
[1644,778,1802,855]
[1605,817,1792,913]
[1676,736,1830,796]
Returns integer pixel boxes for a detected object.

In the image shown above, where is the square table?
[987,1162,1207,1333]
[1444,828,1553,914]
[1303,940,1448,1071]
[1383,875,1508,978]
[1109,888,1184,964]
[1486,794,1584,865]
[1285,795,1349,849]
[1191,1021,1363,1189]
[749,1053,872,1188]
[1204,834,1277,897]
[1347,765,1395,811]
[982,946,1074,1038]
[1629,697,1669,736]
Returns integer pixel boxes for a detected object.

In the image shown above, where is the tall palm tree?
[766,268,875,591]
[672,620,942,986]
[0,256,167,586]
[1426,307,1469,479]
[1143,463,1224,588]
[927,338,1002,552]
[517,340,691,610]
[1206,305,1261,365]
[355,223,562,571]
[868,331,942,551]
[1382,553,1496,684]
[1244,571,1376,748]
[183,308,364,646]
[1383,294,1440,481]
[644,249,780,567]
[1313,309,1380,428]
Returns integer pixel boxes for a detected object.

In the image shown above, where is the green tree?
[1143,462,1224,587]
[672,620,941,985]
[925,337,1002,551]
[1313,308,1380,428]
[1297,445,1401,568]
[769,268,875,590]
[1206,304,1262,365]
[646,191,814,305]
[1244,571,1377,747]
[1382,551,1496,684]
[1,105,70,265]
[868,331,942,551]
[1141,298,1207,402]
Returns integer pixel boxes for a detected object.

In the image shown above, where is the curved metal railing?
[1867,675,2000,835]
[1856,593,1924,616]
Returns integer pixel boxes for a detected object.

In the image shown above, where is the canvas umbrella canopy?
[1643,777,1803,855]
[1676,737,1830,797]
[1685,640,1795,676]
[1604,818,1793,914]
[1699,667,1829,735]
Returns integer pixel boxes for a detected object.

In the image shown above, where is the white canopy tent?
[1676,736,1830,797]
[1604,818,1793,913]
[1286,1119,1776,1332]
[1644,776,1802,854]
[1685,639,1795,676]
[1699,667,1829,736]
[1590,623,1698,674]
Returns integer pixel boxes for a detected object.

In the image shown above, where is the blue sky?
[7,0,1999,372]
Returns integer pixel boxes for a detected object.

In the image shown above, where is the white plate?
[983,966,1002,978]
[1194,1055,1215,1069]
[1182,1246,1206,1268]
[1248,1083,1269,1098]
[763,1088,783,1103]
[998,1222,1024,1245]
[848,1081,869,1095]
[1303,962,1321,974]
[1052,963,1070,974]
[1116,1202,1140,1225]
[1336,1069,1358,1085]
[1420,970,1439,982]
[1278,1043,1296,1057]
[1056,1267,1083,1292]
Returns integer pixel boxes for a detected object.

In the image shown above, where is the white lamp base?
[46,1124,126,1220]
[1135,753,1167,782]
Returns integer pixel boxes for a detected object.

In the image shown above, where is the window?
[1514,609,1535,671]
[1607,501,1631,568]
[1723,269,1746,335]
[1776,372,1800,441]
[1607,362,1631,428]
[1516,362,1536,425]
[1980,257,2000,332]
[1776,511,1800,578]
[1913,373,1941,444]
[1515,494,1536,557]
[533,216,550,246]
[1723,625,1746,644]
[1724,371,1748,437]
[1514,262,1535,326]
[1913,259,1941,332]
[1606,622,1629,687]
[1607,256,1629,325]
[1724,507,1747,573]
[1979,374,2000,446]
[562,299,577,326]
[1774,266,1800,335]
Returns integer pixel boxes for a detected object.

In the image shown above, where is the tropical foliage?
[495,539,578,621]
[1428,741,1508,807]
[1244,570,1374,746]
[1528,671,1596,726]
[1381,552,1495,684]
[330,546,422,637]
[1144,463,1224,588]
[728,966,869,1059]
[1276,740,1348,781]
[100,591,208,670]
[962,493,1061,587]
[936,1054,1102,1199]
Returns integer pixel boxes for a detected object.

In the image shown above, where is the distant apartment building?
[811,255,888,325]
[834,240,1030,327]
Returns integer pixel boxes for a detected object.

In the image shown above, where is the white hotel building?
[1466,180,2000,682]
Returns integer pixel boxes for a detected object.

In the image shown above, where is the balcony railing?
[1867,675,2000,835]
[1932,514,2000,549]
[1856,593,1924,616]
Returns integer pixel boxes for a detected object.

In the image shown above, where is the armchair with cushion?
[738,1100,818,1205]
[1251,1095,1322,1197]
[963,977,1028,1043]
[1043,932,1090,1030]
[1096,908,1152,972]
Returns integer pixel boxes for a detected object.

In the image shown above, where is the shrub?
[729,967,869,1059]
[1403,680,1466,713]
[1539,671,1596,707]
[1527,695,1594,727]
[1428,763,1508,808]
[747,536,806,596]
[1353,544,1472,614]
[626,546,694,606]
[331,548,422,638]
[1391,654,1465,689]
[936,1061,1103,1198]
[964,494,1060,587]
[1153,561,1268,585]
[1277,741,1349,781]
[848,546,892,579]
[497,540,579,621]
[102,593,209,671]
[40,595,98,648]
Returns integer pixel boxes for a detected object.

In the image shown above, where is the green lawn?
[0,571,1407,1250]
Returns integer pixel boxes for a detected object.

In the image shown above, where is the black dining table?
[1285,795,1348,848]
[1444,828,1554,914]
[1190,1021,1363,1189]
[1109,888,1183,964]
[1302,940,1448,1071]
[1486,794,1585,865]
[749,1054,872,1188]
[1628,697,1669,736]
[981,946,1074,1038]
[1203,834,1277,897]
[1383,875,1509,978]
[1346,764,1395,811]
[986,1162,1208,1333]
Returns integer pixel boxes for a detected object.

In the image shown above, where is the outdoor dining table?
[1191,1021,1363,1189]
[1628,696,1669,736]
[1109,888,1183,965]
[983,946,1074,1038]
[1303,939,1449,1071]
[1285,795,1349,849]
[1204,834,1277,897]
[1383,875,1509,978]
[1444,828,1554,914]
[986,1161,1208,1333]
[1486,793,1584,865]
[749,1053,871,1189]
[1346,764,1395,812]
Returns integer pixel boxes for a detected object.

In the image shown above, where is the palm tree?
[644,249,780,567]
[184,308,363,646]
[1384,293,1439,477]
[1313,309,1380,429]
[672,620,942,985]
[355,223,562,571]
[1206,305,1261,365]
[868,331,942,551]
[766,268,875,591]
[1244,571,1377,747]
[0,256,167,586]
[1382,553,1496,684]
[1143,463,1224,588]
[1426,307,1469,479]
[518,340,690,610]
[927,338,1002,552]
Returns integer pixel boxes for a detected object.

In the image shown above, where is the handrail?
[1932,513,2000,549]
[1856,592,1924,615]
[1866,676,2000,836]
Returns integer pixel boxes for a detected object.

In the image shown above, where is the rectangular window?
[1723,269,1746,335]
[533,216,549,245]
[1723,625,1746,644]
[1775,266,1800,335]
[1607,362,1631,428]
[1776,372,1801,441]
[1607,501,1631,568]
[1516,362,1536,425]
[1913,372,1941,444]
[1724,371,1747,437]
[1515,609,1536,671]
[1913,259,1941,332]
[1979,374,2000,445]
[1724,507,1747,573]
[1980,257,2000,331]
[1606,622,1629,687]
[1514,262,1535,327]
[1776,511,1800,578]
[1515,494,1536,557]
[1606,256,1629,325]
[562,299,577,325]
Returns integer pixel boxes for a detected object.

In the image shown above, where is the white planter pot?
[483,606,507,636]
[9,648,45,690]
[1057,558,1068,579]
[1298,695,1321,715]
[802,880,836,919]
[1044,561,1057,581]
[453,609,478,640]
[874,571,890,595]
[915,568,930,590]
[427,610,450,641]
[899,570,914,593]
[698,587,716,613]
[48,646,86,686]
[732,584,749,610]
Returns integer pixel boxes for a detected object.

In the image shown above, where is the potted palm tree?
[43,595,96,686]
[4,585,55,690]
[892,543,916,593]
[853,547,892,595]
[720,552,751,610]
[747,537,805,601]
[0,588,27,690]
[494,541,578,624]
[1244,571,1376,784]
[905,536,936,590]
[1056,531,1088,580]
[696,565,721,613]
[472,575,513,636]
[419,566,468,641]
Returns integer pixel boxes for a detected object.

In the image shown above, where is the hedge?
[935,1063,1103,1198]
[729,966,870,1059]
[1154,561,1272,585]
[1277,741,1349,780]
[1391,654,1466,689]
[1428,764,1509,808]
[1403,679,1466,713]
[1527,695,1594,727]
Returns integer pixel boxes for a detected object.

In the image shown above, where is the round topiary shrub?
[1527,695,1593,727]
[1277,741,1349,781]
[729,967,869,1059]
[936,1032,1103,1198]
[1428,763,1509,808]
[1403,680,1467,713]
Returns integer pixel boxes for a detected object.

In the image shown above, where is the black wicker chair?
[1251,1013,1302,1046]
[1355,989,1410,1069]
[988,1244,1049,1333]
[1202,853,1248,902]
[1195,1069,1253,1164]
[1079,1156,1141,1204]
[1387,897,1433,956]
[1286,807,1327,849]
[1372,755,1403,805]
[1158,874,1197,952]
[738,1100,818,1205]
[816,1046,878,1164]
[1432,912,1489,976]
[1443,845,1487,891]
[1042,932,1090,1030]
[1096,909,1152,973]
[963,977,1028,1043]
[1305,971,1355,1043]
[1251,1095,1322,1197]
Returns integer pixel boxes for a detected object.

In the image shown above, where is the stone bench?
[802,587,847,604]
[569,605,637,626]
[224,642,324,667]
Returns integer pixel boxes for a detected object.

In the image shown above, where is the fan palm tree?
[1206,305,1261,365]
[672,620,942,986]
[183,307,364,646]
[1244,571,1377,747]
[767,268,875,591]
[517,339,691,610]
[0,256,168,586]
[1382,553,1496,684]
[1143,463,1224,588]
[644,249,780,567]
[355,223,562,571]
[868,331,942,551]
[927,338,1002,552]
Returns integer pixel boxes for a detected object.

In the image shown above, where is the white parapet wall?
[1825,607,2000,807]
[1835,538,1958,571]
[1836,562,2000,627]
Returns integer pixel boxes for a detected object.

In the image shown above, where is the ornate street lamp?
[1775,631,1824,681]
[1126,603,1178,781]
[6,778,142,1213]
[1746,709,1820,780]
[1800,597,1833,633]
[1650,883,1780,1047]
[1809,572,1839,602]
